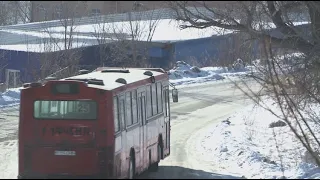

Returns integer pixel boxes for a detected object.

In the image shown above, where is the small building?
[0,50,41,89]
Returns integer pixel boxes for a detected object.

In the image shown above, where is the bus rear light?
[98,148,107,165]
[98,148,107,177]
[24,147,32,172]
[108,164,113,177]
[98,147,114,177]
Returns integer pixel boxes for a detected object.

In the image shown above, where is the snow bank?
[168,61,224,86]
[198,98,320,179]
[169,61,255,86]
[0,88,22,108]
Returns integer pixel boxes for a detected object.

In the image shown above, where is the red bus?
[18,67,178,179]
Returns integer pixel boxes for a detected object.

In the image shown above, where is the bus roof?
[61,68,167,91]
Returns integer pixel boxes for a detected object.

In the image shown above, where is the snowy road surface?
[141,78,261,179]
[0,78,261,179]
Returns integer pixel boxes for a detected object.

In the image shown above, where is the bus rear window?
[34,100,97,120]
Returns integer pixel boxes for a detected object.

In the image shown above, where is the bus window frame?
[145,81,165,123]
[114,95,122,137]
[125,89,141,132]
[113,96,121,134]
[33,99,98,121]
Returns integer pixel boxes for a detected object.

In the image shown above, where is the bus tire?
[149,144,161,172]
[128,155,135,179]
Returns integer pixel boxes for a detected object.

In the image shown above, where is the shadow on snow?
[139,165,244,179]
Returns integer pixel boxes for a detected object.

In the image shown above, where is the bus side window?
[146,85,152,118]
[132,90,138,124]
[41,101,50,114]
[59,101,66,115]
[151,83,157,116]
[126,91,132,127]
[164,87,170,117]
[51,101,57,108]
[157,82,163,114]
[113,96,120,133]
[119,96,126,130]
[67,101,74,113]
[34,101,40,118]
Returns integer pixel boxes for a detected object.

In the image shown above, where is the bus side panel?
[145,83,164,167]
[103,92,117,177]
[18,89,26,175]
[18,88,36,177]
[112,77,171,178]
[113,141,122,177]
[123,91,143,178]
[137,89,147,174]
[124,124,141,173]
[114,94,130,179]
[163,84,171,158]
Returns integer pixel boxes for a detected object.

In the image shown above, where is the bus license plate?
[54,150,76,156]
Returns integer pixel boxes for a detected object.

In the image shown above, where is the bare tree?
[8,1,31,24]
[169,1,313,55]
[0,1,31,25]
[33,1,84,81]
[0,2,14,25]
[0,2,12,91]
[91,6,161,68]
[0,50,8,92]
[169,1,320,167]
[0,52,7,73]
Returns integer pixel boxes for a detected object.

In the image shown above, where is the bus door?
[137,91,146,167]
[163,86,170,156]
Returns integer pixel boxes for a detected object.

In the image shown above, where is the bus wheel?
[149,144,161,172]
[129,156,135,179]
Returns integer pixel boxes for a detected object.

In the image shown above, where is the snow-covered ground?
[195,98,320,179]
[0,88,22,108]
[0,141,18,179]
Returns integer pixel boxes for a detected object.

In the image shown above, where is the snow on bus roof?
[62,68,166,91]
